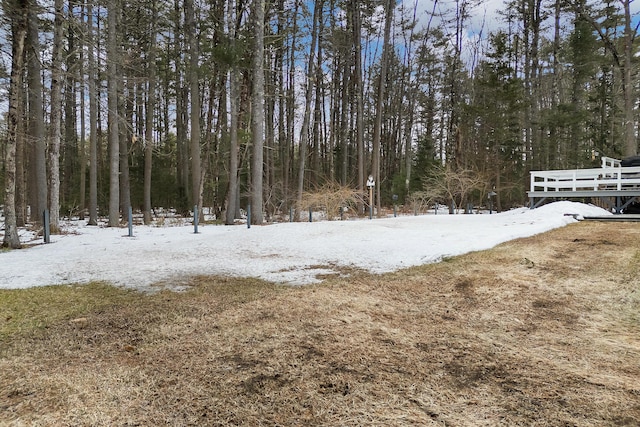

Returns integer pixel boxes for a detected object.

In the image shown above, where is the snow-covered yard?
[0,201,611,290]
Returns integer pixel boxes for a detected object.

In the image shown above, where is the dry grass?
[1,221,639,426]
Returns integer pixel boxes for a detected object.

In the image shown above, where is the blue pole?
[128,206,133,237]
[247,204,251,228]
[193,205,199,234]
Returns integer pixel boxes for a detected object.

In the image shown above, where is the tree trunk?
[275,0,288,201]
[174,0,189,214]
[311,9,325,186]
[48,0,64,232]
[16,79,26,227]
[251,0,266,224]
[185,0,202,212]
[3,4,28,249]
[119,79,131,219]
[107,0,120,226]
[176,86,190,213]
[546,0,562,170]
[143,0,157,225]
[530,0,542,169]
[296,0,321,215]
[226,68,240,224]
[264,52,275,218]
[63,15,77,219]
[285,0,299,205]
[27,7,47,225]
[371,0,393,214]
[78,5,86,221]
[339,52,350,186]
[226,0,240,225]
[87,1,98,225]
[352,0,365,209]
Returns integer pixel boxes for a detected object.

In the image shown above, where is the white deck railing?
[600,156,622,168]
[530,157,640,193]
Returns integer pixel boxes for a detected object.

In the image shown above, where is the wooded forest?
[1,0,639,247]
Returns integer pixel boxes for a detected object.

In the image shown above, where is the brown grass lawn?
[1,221,640,426]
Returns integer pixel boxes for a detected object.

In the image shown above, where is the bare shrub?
[406,191,437,214]
[299,182,366,220]
[263,182,287,221]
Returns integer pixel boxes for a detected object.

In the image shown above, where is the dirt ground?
[1,220,639,426]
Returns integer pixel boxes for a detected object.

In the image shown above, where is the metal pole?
[289,206,293,222]
[309,207,312,222]
[247,204,251,228]
[193,205,199,234]
[43,210,50,244]
[128,206,133,237]
[488,191,497,214]
[369,186,373,220]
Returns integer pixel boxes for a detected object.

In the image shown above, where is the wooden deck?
[582,214,640,222]
[528,157,640,213]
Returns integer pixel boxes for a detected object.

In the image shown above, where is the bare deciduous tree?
[421,166,487,213]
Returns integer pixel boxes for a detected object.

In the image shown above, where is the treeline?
[1,0,638,246]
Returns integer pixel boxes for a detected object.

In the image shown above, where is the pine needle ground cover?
[1,221,639,426]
